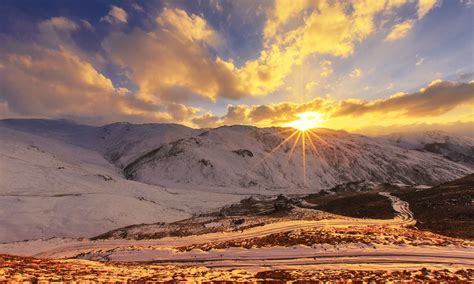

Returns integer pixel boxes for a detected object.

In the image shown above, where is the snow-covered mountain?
[384,131,474,167]
[97,122,203,167]
[124,126,472,190]
[0,119,203,167]
[0,123,239,242]
[1,119,472,242]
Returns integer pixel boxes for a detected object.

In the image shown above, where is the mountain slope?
[124,126,473,190]
[0,126,241,242]
[0,119,202,168]
[384,130,474,167]
[97,122,202,167]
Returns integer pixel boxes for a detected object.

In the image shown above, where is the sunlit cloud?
[102,8,246,105]
[417,0,439,18]
[349,68,363,78]
[101,5,128,24]
[191,80,474,132]
[0,0,471,133]
[385,20,414,41]
[156,8,219,45]
[320,60,333,78]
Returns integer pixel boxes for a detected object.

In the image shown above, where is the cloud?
[334,80,474,117]
[0,32,190,125]
[103,8,246,105]
[458,72,474,82]
[1,1,467,130]
[349,68,362,78]
[191,80,474,128]
[415,55,425,66]
[80,19,95,31]
[38,17,79,31]
[101,5,128,24]
[418,0,439,18]
[0,44,122,117]
[209,0,224,13]
[192,98,331,128]
[357,121,474,137]
[191,112,220,128]
[131,3,144,12]
[166,103,200,121]
[385,20,414,41]
[320,60,333,78]
[156,7,219,47]
[305,81,318,91]
[221,0,416,96]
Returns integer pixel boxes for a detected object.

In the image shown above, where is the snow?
[0,125,242,242]
[383,130,474,167]
[1,119,472,243]
[127,126,473,190]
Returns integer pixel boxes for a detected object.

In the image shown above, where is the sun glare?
[253,111,328,186]
[285,112,325,131]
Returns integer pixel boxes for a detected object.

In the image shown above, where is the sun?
[284,112,325,131]
[254,111,327,186]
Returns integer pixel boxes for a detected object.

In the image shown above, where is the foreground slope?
[125,126,472,190]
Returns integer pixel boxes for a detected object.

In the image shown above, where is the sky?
[0,0,473,134]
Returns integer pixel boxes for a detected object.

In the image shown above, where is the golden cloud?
[418,0,439,18]
[156,8,218,45]
[103,8,246,105]
[0,33,181,125]
[191,80,474,129]
[221,0,421,96]
[385,20,414,41]
[335,80,474,117]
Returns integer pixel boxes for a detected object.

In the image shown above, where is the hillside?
[124,126,472,190]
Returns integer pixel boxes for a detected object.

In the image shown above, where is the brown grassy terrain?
[1,254,472,282]
[178,225,472,252]
[303,192,396,219]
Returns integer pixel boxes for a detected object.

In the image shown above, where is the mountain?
[0,119,203,167]
[124,126,472,190]
[0,122,239,242]
[384,130,474,167]
[97,122,203,167]
[1,119,472,242]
